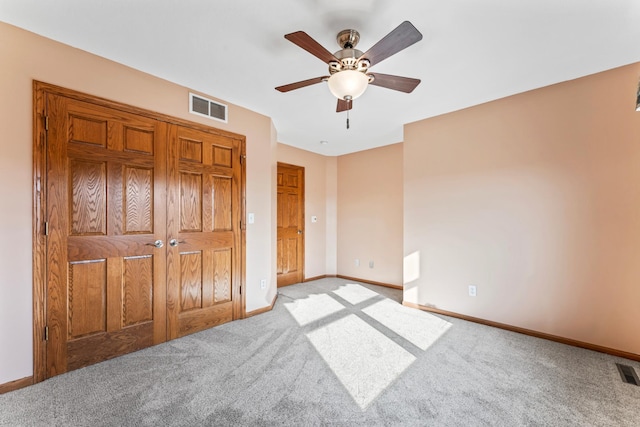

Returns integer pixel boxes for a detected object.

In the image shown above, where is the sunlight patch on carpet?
[306,314,416,409]
[283,293,345,326]
[362,298,452,350]
[331,283,379,305]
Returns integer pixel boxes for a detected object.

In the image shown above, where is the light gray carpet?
[1,278,639,426]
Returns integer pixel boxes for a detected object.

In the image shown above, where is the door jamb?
[32,82,47,383]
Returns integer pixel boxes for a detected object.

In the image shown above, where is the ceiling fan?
[275,21,423,114]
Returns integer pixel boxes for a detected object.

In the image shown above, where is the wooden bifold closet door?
[166,125,243,339]
[39,85,244,379]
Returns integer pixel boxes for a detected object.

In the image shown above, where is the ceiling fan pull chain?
[347,110,350,129]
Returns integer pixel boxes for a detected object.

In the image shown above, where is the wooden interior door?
[277,163,304,287]
[166,124,243,339]
[45,94,167,377]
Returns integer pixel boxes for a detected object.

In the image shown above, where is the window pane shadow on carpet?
[283,281,453,409]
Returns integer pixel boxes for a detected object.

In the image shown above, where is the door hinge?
[44,326,49,341]
[44,115,49,131]
[44,221,49,236]
[240,220,244,229]
[239,286,242,295]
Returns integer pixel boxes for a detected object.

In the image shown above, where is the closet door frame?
[32,81,246,383]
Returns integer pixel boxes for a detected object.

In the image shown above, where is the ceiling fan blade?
[275,76,328,93]
[368,73,421,93]
[336,98,352,112]
[359,21,423,66]
[285,31,340,64]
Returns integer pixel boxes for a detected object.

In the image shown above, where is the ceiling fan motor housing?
[329,29,371,76]
[330,48,369,72]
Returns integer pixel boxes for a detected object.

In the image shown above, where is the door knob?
[146,239,164,248]
[297,230,302,235]
[169,239,186,247]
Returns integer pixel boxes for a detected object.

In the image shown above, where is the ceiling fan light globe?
[327,70,369,100]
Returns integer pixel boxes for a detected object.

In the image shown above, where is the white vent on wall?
[189,92,228,123]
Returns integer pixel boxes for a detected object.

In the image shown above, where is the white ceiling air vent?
[189,92,228,123]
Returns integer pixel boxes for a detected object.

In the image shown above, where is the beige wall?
[0,22,277,384]
[277,143,337,279]
[325,157,338,275]
[404,63,640,355]
[337,143,404,285]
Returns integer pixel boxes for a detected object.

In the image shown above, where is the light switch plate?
[248,213,255,224]
[311,215,317,223]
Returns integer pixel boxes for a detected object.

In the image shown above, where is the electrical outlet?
[369,260,374,268]
[260,279,266,290]
[355,259,360,267]
[468,285,477,297]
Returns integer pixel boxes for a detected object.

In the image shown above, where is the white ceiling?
[2,0,640,155]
